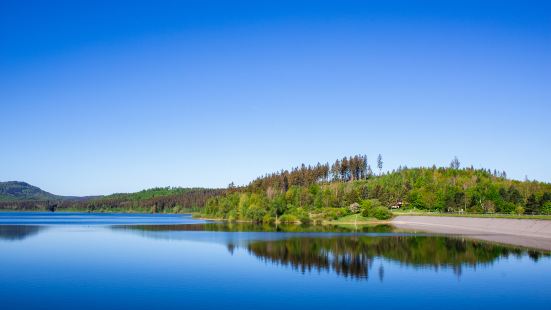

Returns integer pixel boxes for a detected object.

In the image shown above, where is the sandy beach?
[392,215,551,250]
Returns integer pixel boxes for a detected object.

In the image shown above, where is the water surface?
[0,212,549,309]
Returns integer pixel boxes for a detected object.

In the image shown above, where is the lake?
[0,212,550,309]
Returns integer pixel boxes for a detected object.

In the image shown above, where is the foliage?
[0,187,224,213]
[4,155,551,221]
[249,154,370,192]
[371,207,393,220]
[332,214,372,223]
[348,203,360,214]
[279,214,300,224]
[203,156,551,223]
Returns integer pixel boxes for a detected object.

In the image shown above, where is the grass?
[393,209,551,220]
[328,214,388,224]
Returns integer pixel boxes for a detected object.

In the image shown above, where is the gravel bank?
[392,215,551,250]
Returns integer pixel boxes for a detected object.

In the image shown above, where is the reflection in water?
[246,236,550,279]
[2,221,550,309]
[114,222,395,233]
[113,223,550,280]
[112,223,399,248]
[0,225,45,241]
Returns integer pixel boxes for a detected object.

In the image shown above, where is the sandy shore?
[392,215,551,250]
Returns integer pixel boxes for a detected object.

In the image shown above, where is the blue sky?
[1,0,550,195]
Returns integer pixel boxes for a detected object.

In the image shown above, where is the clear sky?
[1,0,550,195]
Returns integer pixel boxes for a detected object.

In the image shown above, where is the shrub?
[289,207,311,224]
[227,210,237,221]
[322,207,348,220]
[262,214,274,224]
[360,199,383,217]
[245,204,266,223]
[360,199,383,209]
[480,200,496,213]
[359,199,392,220]
[299,215,311,224]
[348,203,360,214]
[371,206,393,220]
[279,214,299,224]
[497,201,515,214]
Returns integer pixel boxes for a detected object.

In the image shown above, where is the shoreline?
[3,211,551,250]
[392,215,551,250]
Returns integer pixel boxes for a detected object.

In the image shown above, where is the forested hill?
[3,155,551,217]
[204,155,551,223]
[0,181,61,201]
[0,185,225,213]
[60,187,225,213]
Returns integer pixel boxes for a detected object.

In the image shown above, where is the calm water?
[0,213,550,309]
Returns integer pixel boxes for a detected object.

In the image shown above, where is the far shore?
[3,210,551,250]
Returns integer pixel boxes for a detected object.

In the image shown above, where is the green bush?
[279,214,299,223]
[322,207,348,220]
[498,201,516,214]
[245,204,266,222]
[360,199,382,209]
[299,215,311,224]
[227,209,237,221]
[359,199,392,220]
[262,214,274,224]
[360,199,383,217]
[371,206,393,220]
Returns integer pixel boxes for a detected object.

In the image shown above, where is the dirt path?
[392,215,551,250]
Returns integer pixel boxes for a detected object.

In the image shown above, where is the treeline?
[203,155,551,223]
[369,167,551,214]
[249,154,374,191]
[0,187,224,213]
[0,200,57,211]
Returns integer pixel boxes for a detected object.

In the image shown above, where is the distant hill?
[0,182,225,213]
[63,187,225,213]
[0,181,61,201]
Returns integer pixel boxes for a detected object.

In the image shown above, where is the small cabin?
[390,201,403,209]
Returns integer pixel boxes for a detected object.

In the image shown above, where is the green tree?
[525,194,539,214]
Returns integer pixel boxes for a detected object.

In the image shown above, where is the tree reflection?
[114,222,394,233]
[0,225,44,241]
[112,223,551,281]
[246,236,550,280]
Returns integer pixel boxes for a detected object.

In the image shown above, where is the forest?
[0,187,224,213]
[3,155,551,221]
[203,155,551,223]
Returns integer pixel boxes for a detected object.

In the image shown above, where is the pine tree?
[525,194,539,214]
[331,159,341,181]
[450,156,460,169]
[377,154,383,175]
[341,157,349,181]
[367,165,373,178]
